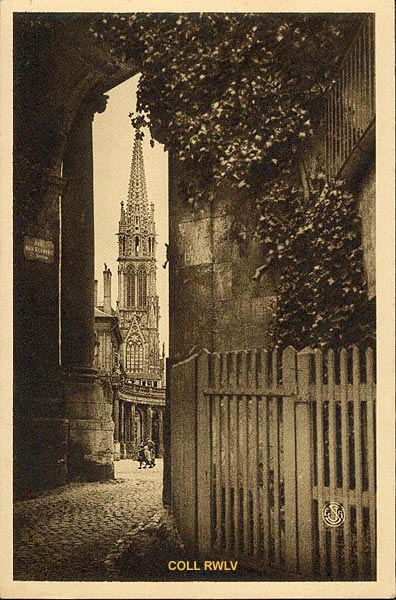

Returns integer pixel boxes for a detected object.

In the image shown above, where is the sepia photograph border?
[1,0,394,598]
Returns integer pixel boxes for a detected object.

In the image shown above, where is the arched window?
[138,267,147,308]
[125,338,143,372]
[126,266,135,307]
[135,236,140,254]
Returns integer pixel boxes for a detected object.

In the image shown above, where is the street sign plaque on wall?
[23,237,54,264]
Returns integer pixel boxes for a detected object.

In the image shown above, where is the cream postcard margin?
[0,0,394,598]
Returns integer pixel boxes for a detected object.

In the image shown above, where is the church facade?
[94,131,165,462]
[117,132,163,390]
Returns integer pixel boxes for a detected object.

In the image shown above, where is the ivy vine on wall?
[91,13,374,348]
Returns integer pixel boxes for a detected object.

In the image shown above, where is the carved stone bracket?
[85,93,109,121]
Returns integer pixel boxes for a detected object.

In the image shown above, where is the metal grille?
[325,15,375,178]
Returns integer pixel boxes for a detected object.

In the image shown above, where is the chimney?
[94,279,98,307]
[103,266,112,314]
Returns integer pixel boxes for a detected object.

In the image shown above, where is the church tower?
[117,130,162,387]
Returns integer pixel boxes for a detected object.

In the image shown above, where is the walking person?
[146,438,156,467]
[138,442,147,469]
[143,444,153,468]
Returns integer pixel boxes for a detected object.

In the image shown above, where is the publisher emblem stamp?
[322,502,345,527]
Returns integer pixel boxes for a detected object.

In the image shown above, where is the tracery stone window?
[126,266,135,307]
[125,337,143,372]
[138,267,147,308]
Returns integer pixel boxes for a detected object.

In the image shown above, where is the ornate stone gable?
[125,313,145,345]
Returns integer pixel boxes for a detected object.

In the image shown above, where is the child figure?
[138,443,148,469]
[146,438,156,467]
[143,444,153,468]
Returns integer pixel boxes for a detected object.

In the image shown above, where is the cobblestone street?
[13,459,163,581]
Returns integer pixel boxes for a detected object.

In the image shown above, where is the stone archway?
[13,14,141,493]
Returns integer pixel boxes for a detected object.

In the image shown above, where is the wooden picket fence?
[171,345,376,580]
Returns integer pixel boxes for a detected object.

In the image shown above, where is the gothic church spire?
[117,128,161,384]
[125,130,152,235]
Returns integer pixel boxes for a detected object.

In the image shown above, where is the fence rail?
[171,345,376,580]
[325,15,375,178]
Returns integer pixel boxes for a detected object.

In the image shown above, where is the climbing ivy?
[257,174,373,347]
[91,13,374,347]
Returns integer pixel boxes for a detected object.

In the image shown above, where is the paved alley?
[13,459,163,581]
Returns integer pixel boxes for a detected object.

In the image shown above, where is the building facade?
[94,268,122,376]
[117,132,163,389]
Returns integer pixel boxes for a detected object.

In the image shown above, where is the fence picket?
[213,393,222,549]
[328,349,339,577]
[239,351,249,554]
[352,346,364,577]
[255,350,271,563]
[259,397,270,563]
[340,347,351,576]
[240,394,248,554]
[249,350,261,556]
[197,352,211,553]
[234,395,241,554]
[252,396,260,556]
[271,396,281,564]
[296,349,314,576]
[314,348,326,576]
[222,393,231,551]
[282,347,298,571]
[229,392,238,553]
[246,395,255,556]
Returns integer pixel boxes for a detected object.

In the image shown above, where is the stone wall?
[64,374,115,482]
[169,133,375,363]
[14,418,69,497]
[169,154,276,361]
